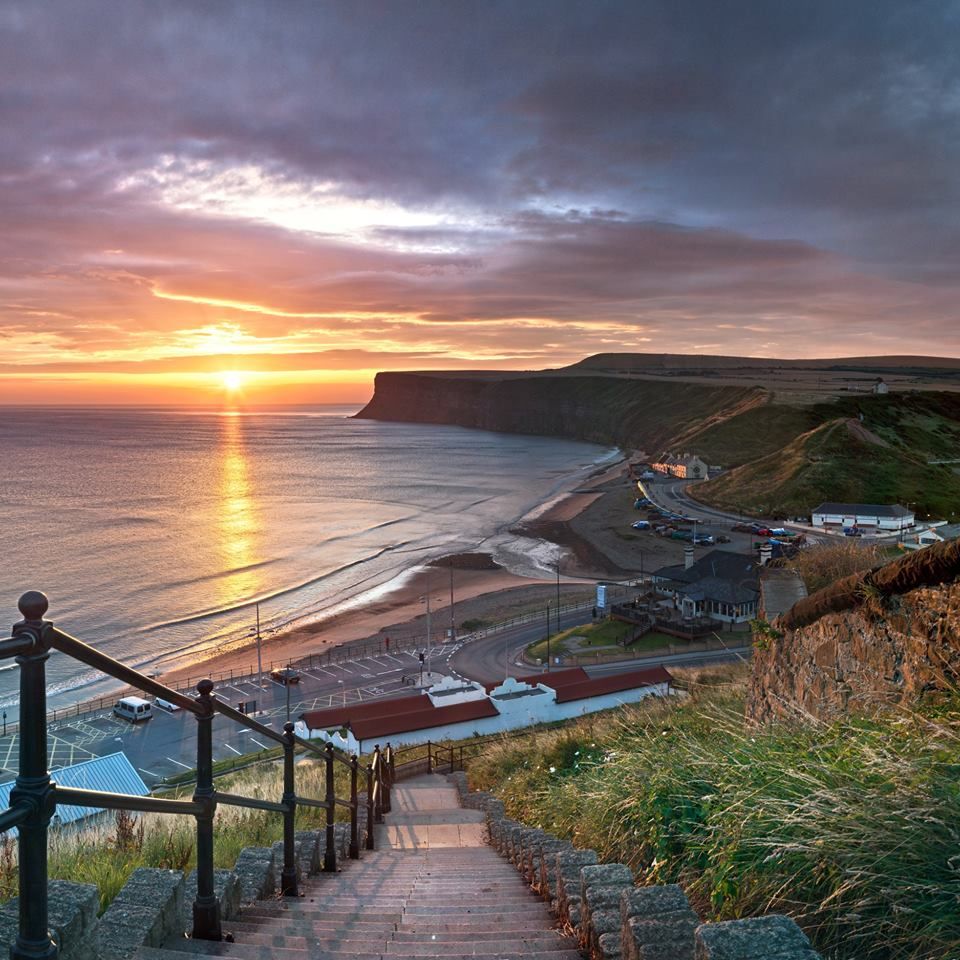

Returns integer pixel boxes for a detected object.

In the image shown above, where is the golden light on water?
[217,413,260,605]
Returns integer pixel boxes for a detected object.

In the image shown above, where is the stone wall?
[451,771,821,960]
[748,539,960,724]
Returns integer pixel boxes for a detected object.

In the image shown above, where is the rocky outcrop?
[748,540,960,723]
[356,371,762,453]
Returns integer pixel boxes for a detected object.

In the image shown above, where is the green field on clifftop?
[695,414,960,519]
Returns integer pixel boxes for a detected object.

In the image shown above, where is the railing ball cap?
[283,720,295,734]
[196,678,214,696]
[18,590,49,622]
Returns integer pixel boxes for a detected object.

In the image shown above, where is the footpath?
[138,774,582,959]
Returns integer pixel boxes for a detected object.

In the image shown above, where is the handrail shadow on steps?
[0,591,395,959]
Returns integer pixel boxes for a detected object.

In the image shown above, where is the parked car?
[692,535,714,545]
[153,697,181,713]
[631,520,651,530]
[716,535,731,544]
[271,667,301,685]
[114,696,153,723]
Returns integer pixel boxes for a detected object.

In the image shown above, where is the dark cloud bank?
[1,0,959,381]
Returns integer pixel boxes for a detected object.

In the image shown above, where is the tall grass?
[467,671,960,960]
[0,753,349,912]
[785,540,890,594]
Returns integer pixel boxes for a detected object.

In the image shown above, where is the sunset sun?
[221,370,246,392]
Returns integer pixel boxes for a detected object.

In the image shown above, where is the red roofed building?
[295,666,672,753]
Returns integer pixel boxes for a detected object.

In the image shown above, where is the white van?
[113,696,153,723]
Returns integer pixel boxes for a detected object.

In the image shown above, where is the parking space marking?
[166,756,192,769]
[383,654,402,664]
[249,737,270,750]
[336,664,354,674]
[138,768,160,778]
[299,671,325,682]
[223,744,242,755]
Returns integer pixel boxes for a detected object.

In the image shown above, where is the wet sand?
[156,457,690,690]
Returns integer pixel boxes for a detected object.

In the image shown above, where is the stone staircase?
[137,774,583,960]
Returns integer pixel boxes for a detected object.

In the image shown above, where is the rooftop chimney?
[684,545,695,570]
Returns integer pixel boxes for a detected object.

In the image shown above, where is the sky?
[2,0,960,404]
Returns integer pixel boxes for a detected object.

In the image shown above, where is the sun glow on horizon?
[221,370,247,392]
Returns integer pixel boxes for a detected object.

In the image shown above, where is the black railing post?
[373,746,383,823]
[382,743,392,814]
[323,742,337,872]
[191,679,222,942]
[280,721,298,896]
[365,764,375,850]
[11,591,57,960]
[426,740,432,774]
[349,755,360,859]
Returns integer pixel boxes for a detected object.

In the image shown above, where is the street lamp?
[248,602,264,689]
[545,603,551,672]
[419,594,443,681]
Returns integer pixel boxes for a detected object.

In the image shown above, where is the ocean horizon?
[0,404,613,717]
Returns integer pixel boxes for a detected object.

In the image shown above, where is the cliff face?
[357,372,763,453]
[748,540,960,723]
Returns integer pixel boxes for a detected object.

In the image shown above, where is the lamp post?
[249,602,263,690]
[555,556,561,615]
[449,558,456,644]
[419,594,442,680]
[545,603,551,672]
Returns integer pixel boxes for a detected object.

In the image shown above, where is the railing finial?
[196,677,214,697]
[283,720,295,735]
[17,590,48,623]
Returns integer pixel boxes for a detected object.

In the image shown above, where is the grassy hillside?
[466,670,960,960]
[684,391,960,469]
[695,416,960,519]
[681,401,818,467]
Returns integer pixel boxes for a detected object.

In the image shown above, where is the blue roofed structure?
[0,752,148,835]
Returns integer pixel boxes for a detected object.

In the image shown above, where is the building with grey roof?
[651,548,761,624]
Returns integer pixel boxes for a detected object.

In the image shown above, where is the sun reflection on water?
[218,412,260,606]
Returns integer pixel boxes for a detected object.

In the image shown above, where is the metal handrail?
[0,591,392,959]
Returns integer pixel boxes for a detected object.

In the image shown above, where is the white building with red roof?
[294,666,672,753]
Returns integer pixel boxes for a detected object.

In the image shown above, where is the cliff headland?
[358,354,960,517]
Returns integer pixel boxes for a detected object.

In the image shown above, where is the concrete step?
[391,930,564,942]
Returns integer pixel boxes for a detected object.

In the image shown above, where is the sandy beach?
[155,455,693,690]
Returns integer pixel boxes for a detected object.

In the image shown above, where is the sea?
[0,405,614,717]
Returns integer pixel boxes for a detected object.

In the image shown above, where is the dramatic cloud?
[1,0,959,402]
